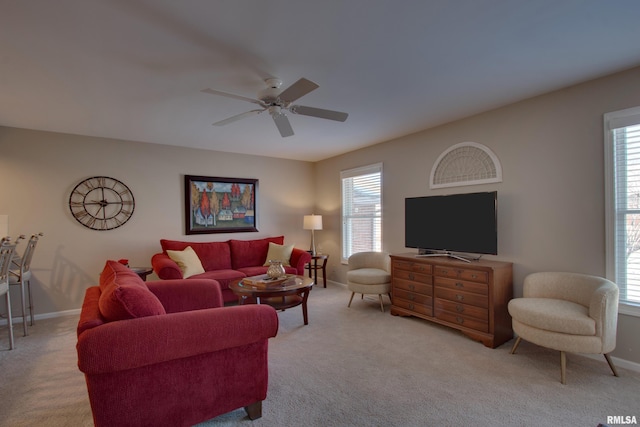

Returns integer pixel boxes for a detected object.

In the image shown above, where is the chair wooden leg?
[510,336,522,354]
[245,401,262,420]
[378,294,384,312]
[560,351,567,384]
[347,292,355,308]
[604,353,619,377]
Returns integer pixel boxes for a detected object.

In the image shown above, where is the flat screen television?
[405,191,497,257]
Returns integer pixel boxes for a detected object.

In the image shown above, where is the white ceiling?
[2,0,640,162]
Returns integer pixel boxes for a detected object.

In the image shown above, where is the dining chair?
[10,233,43,331]
[1,240,17,349]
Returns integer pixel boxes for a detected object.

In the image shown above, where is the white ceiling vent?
[430,142,502,189]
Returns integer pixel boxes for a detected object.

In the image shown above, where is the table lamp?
[303,214,323,256]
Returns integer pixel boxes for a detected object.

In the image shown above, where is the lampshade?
[303,214,323,230]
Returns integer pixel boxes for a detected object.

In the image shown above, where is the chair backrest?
[348,251,391,272]
[19,233,42,273]
[0,242,17,294]
[523,272,615,307]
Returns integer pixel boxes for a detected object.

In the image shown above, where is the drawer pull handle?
[409,284,415,290]
[471,274,477,279]
[455,282,464,288]
[419,266,425,271]
[409,273,415,280]
[456,305,464,313]
[409,303,415,310]
[441,270,448,275]
[456,317,465,324]
[456,294,464,302]
[408,294,415,301]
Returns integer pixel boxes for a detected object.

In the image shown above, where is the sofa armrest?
[151,252,183,279]
[77,304,278,374]
[290,248,312,275]
[146,279,223,313]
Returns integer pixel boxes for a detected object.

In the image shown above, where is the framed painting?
[184,175,258,235]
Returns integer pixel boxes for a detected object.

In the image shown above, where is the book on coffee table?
[242,274,292,288]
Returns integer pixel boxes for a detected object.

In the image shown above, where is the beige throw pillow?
[263,242,294,267]
[166,246,205,278]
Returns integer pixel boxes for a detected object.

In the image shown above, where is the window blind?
[341,163,382,262]
[605,107,640,310]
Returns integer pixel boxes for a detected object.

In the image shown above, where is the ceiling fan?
[202,78,348,138]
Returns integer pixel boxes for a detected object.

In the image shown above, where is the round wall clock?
[69,176,135,230]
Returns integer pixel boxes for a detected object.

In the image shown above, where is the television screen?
[405,191,497,255]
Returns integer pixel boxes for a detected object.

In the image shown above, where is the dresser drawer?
[434,277,488,296]
[434,287,488,309]
[392,260,433,274]
[434,267,488,283]
[393,269,432,285]
[394,288,432,305]
[393,296,433,317]
[393,278,432,296]
[435,309,489,333]
[434,299,488,322]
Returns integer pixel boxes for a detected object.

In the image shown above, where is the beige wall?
[315,66,640,364]
[0,128,315,314]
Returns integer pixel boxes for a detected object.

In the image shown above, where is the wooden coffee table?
[229,275,314,325]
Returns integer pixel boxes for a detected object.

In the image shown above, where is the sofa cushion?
[98,260,166,322]
[166,246,205,278]
[161,239,232,271]
[188,269,246,290]
[347,268,391,285]
[229,236,284,269]
[263,242,294,266]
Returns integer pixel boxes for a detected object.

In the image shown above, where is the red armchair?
[77,261,279,427]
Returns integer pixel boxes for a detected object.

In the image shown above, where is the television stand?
[415,252,471,263]
[390,253,513,348]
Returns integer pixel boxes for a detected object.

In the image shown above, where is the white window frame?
[604,106,640,317]
[340,163,383,263]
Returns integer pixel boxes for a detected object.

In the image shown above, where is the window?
[341,163,382,262]
[605,106,640,315]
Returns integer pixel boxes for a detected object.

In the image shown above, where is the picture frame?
[184,175,258,235]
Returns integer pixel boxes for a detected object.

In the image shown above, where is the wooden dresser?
[390,253,513,348]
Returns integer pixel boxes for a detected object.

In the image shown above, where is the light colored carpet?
[1,283,638,427]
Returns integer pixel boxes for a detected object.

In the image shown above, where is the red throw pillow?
[229,236,284,269]
[98,260,166,321]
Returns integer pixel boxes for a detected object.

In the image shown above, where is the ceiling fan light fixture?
[268,105,283,116]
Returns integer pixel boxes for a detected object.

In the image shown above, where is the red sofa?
[77,261,279,427]
[151,236,311,303]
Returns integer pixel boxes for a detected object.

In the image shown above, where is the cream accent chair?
[347,251,392,312]
[508,272,619,384]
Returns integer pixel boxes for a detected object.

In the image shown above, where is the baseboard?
[582,352,640,373]
[0,308,81,326]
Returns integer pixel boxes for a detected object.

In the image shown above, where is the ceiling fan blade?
[277,78,319,103]
[213,109,265,126]
[202,88,265,106]
[290,105,349,122]
[272,112,294,137]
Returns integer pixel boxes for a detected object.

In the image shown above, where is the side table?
[130,267,153,281]
[306,254,328,288]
